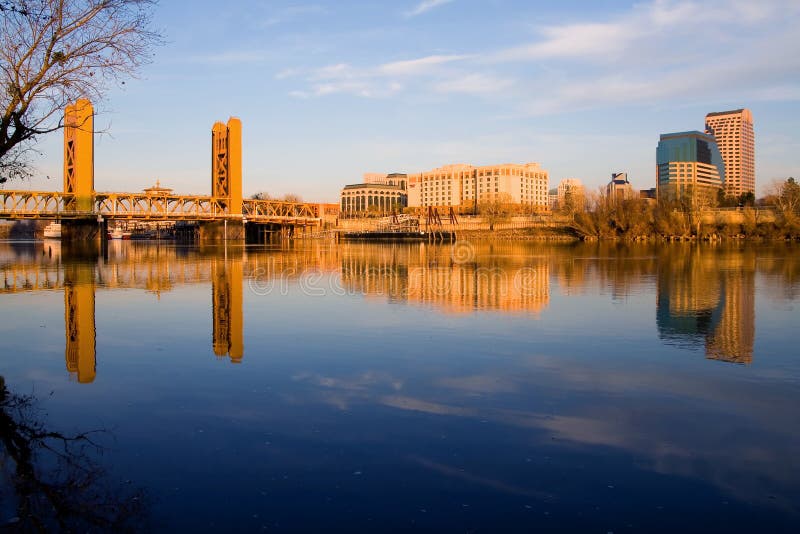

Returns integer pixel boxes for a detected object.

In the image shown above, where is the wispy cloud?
[379,54,471,76]
[189,51,272,64]
[434,73,514,95]
[289,54,473,99]
[405,0,454,18]
[286,0,800,111]
[260,4,327,27]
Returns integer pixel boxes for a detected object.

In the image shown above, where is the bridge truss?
[0,190,320,225]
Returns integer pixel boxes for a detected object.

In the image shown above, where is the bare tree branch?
[0,0,162,182]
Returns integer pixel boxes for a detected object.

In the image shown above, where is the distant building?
[656,131,724,203]
[548,188,558,210]
[640,188,657,201]
[363,172,408,190]
[340,183,407,216]
[705,109,754,198]
[555,178,585,210]
[407,162,549,211]
[606,173,636,203]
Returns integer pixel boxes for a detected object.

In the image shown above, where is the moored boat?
[43,222,61,239]
[109,226,132,240]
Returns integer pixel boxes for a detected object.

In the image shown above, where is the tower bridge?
[0,99,320,238]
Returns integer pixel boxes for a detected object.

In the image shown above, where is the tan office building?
[407,162,549,211]
[704,109,755,198]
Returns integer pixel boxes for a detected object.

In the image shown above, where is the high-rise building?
[705,109,754,198]
[656,131,725,203]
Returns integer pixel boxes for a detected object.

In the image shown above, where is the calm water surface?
[1,239,799,531]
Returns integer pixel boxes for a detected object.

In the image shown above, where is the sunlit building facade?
[606,172,636,203]
[656,131,724,202]
[407,162,549,211]
[705,108,754,198]
[340,183,407,216]
[555,178,585,209]
[364,172,408,190]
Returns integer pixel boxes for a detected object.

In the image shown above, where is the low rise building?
[555,178,585,210]
[363,172,408,190]
[606,172,636,203]
[340,183,407,216]
[407,162,549,211]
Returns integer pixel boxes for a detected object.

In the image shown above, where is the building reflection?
[656,246,756,364]
[340,242,550,315]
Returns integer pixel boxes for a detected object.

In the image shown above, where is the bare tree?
[281,193,303,203]
[250,191,272,200]
[478,192,513,231]
[773,177,800,216]
[0,0,162,183]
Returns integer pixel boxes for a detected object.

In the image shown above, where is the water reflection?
[656,246,756,363]
[340,242,549,315]
[64,262,97,382]
[0,376,147,530]
[1,240,800,530]
[212,258,243,361]
[1,241,798,382]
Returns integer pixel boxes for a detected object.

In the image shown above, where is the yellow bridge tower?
[211,118,243,216]
[63,99,94,212]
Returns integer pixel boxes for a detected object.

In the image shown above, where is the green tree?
[0,0,162,183]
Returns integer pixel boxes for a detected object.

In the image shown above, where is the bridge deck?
[0,190,320,225]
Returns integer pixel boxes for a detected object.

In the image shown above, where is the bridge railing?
[95,193,228,220]
[243,199,319,222]
[0,190,76,218]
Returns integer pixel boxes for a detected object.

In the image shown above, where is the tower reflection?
[656,246,756,363]
[64,262,96,383]
[211,257,244,363]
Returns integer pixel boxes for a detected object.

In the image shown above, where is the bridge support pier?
[245,222,287,244]
[60,218,107,258]
[198,220,245,242]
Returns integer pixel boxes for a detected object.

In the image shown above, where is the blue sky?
[24,0,800,200]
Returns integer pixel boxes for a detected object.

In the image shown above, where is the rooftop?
[706,109,746,117]
[659,130,716,141]
[343,183,405,191]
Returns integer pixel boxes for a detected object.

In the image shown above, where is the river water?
[1,239,799,531]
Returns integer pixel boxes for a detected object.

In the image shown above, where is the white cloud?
[287,0,800,110]
[489,0,800,64]
[405,0,454,18]
[275,68,303,80]
[259,4,327,27]
[379,54,471,76]
[434,73,514,95]
[189,51,271,64]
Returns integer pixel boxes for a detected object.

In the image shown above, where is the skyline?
[12,0,800,201]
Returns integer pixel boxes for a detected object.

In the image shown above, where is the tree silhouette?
[0,0,162,182]
[0,376,147,531]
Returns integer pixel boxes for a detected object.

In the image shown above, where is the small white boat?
[109,226,132,240]
[43,222,61,239]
